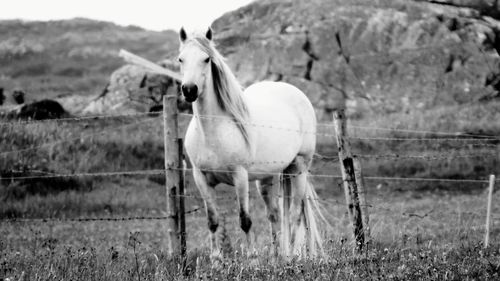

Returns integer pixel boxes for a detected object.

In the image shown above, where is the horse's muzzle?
[181,84,198,102]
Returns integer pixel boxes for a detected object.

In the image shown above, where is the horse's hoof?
[210,252,223,269]
[210,250,222,260]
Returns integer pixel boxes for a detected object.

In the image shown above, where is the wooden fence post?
[353,156,370,243]
[333,109,364,251]
[163,94,180,255]
[485,174,495,248]
[177,138,187,258]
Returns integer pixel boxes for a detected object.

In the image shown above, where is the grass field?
[1,11,500,279]
[1,180,500,280]
[1,103,500,280]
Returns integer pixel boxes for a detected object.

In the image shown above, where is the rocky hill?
[0,18,178,103]
[1,2,500,133]
[213,0,500,122]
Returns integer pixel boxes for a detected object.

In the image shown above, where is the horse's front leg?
[233,166,253,254]
[193,168,221,260]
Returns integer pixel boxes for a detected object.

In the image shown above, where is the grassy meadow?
[1,102,500,280]
[1,16,500,280]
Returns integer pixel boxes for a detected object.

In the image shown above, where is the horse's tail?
[300,175,325,256]
[280,174,292,257]
[280,173,326,257]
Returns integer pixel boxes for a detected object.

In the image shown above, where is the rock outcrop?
[82,60,182,115]
[12,90,25,104]
[4,99,68,120]
[212,0,500,120]
[417,0,500,18]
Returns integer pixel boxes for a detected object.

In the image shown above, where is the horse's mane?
[186,36,250,147]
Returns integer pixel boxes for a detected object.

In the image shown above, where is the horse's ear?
[205,27,213,41]
[179,27,187,43]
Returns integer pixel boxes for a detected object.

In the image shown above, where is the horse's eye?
[204,57,210,64]
[178,58,183,63]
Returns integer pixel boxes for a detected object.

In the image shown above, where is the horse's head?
[177,27,213,102]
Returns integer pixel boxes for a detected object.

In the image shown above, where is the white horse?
[178,27,325,258]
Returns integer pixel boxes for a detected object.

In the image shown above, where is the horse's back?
[244,81,316,173]
[244,81,314,111]
[244,80,316,127]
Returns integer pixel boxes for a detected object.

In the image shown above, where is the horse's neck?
[193,91,223,118]
[191,65,251,153]
[192,74,227,132]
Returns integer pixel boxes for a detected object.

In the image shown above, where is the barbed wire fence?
[0,102,498,253]
[0,114,498,176]
[0,41,499,256]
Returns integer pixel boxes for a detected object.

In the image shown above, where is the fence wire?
[1,108,498,141]
[179,112,500,140]
[349,137,500,142]
[0,38,498,253]
[349,124,500,139]
[1,207,203,223]
[0,111,156,127]
[1,111,498,153]
[2,166,498,183]
[0,105,498,229]
[0,116,160,158]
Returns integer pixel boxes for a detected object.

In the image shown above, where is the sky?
[0,0,254,31]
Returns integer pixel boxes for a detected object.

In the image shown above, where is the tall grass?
[0,116,165,218]
[2,243,499,280]
[0,100,499,279]
[1,100,499,218]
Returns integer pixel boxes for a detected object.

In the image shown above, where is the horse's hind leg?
[287,155,311,255]
[193,168,221,259]
[256,176,280,256]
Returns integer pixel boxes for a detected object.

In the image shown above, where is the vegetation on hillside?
[0,18,178,101]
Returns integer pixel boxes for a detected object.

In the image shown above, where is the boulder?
[6,99,67,120]
[82,61,183,115]
[12,90,25,104]
[417,0,500,18]
[55,94,93,115]
[212,0,500,120]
